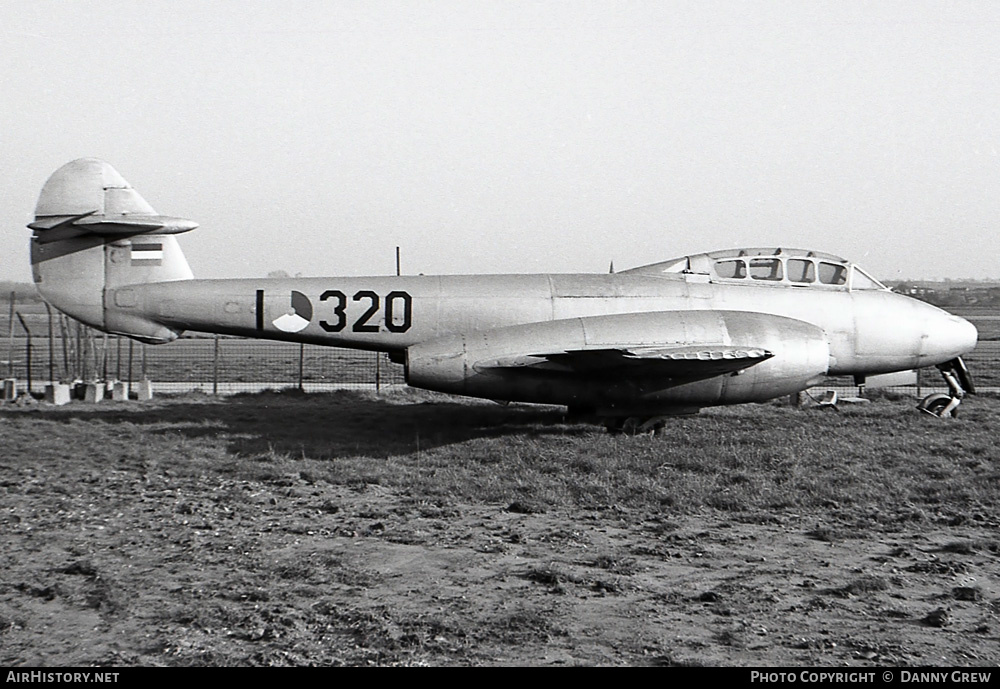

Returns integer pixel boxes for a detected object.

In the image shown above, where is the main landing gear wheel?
[605,416,667,436]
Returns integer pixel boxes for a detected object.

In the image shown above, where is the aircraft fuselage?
[112,271,973,378]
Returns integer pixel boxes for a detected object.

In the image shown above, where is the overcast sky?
[2,0,999,282]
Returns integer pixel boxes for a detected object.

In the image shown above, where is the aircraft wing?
[474,345,773,380]
[407,310,832,406]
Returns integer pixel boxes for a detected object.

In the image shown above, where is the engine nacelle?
[406,310,830,411]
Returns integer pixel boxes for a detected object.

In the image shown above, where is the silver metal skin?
[28,160,978,421]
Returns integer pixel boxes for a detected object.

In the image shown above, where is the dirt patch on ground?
[1,394,998,666]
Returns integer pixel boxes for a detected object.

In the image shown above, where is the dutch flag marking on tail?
[131,242,164,266]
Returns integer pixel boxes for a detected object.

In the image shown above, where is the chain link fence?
[2,296,404,396]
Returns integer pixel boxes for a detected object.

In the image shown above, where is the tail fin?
[29,159,198,343]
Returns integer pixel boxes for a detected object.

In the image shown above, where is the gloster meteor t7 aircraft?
[29,159,978,432]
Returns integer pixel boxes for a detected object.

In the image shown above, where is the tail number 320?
[319,290,412,333]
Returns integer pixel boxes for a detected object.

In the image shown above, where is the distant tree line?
[0,282,41,303]
[889,282,1000,307]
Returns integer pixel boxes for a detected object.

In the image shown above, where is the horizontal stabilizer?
[475,345,773,380]
[26,212,96,231]
[29,213,199,241]
[29,158,198,240]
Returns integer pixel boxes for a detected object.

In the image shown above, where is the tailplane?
[29,158,198,342]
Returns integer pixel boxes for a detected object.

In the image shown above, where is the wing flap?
[475,345,773,379]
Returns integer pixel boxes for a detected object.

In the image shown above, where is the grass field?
[2,390,999,665]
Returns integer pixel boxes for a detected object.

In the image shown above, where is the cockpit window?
[851,266,886,290]
[701,251,878,290]
[749,257,783,281]
[787,258,815,283]
[715,259,746,279]
[658,257,689,273]
[818,262,848,285]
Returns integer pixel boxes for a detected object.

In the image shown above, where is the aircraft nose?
[924,313,978,362]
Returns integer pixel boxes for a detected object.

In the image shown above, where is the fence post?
[6,291,15,377]
[101,333,109,381]
[375,351,381,395]
[89,330,100,380]
[213,335,220,395]
[298,342,305,392]
[59,315,70,380]
[16,313,31,396]
[76,323,84,380]
[127,338,134,396]
[45,302,55,384]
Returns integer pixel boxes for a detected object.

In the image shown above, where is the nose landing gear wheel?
[918,393,957,418]
[918,358,974,418]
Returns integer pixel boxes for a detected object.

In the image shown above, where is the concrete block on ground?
[137,379,153,401]
[84,382,104,403]
[112,382,127,401]
[45,383,71,406]
[2,379,16,401]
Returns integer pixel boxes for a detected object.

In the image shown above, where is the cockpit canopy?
[622,247,887,291]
